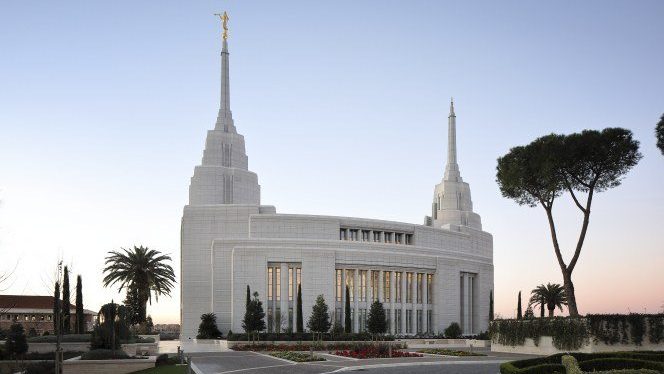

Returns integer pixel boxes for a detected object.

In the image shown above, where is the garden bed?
[500,351,664,374]
[334,343,423,359]
[230,341,405,351]
[419,348,486,356]
[269,351,326,362]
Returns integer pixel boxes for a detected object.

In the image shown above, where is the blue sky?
[1,1,663,323]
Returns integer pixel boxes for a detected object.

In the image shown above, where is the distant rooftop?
[0,295,95,314]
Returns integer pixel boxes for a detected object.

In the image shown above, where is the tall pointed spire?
[215,12,236,133]
[444,98,461,182]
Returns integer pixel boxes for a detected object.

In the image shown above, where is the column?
[292,266,298,331]
[423,273,429,334]
[368,270,374,304]
[401,271,407,335]
[469,275,474,334]
[353,270,359,333]
[389,271,395,335]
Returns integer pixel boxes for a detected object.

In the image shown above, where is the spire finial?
[214,11,229,40]
[450,97,455,116]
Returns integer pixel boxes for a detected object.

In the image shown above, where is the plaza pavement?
[175,345,537,374]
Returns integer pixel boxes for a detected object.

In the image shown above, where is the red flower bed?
[334,346,423,359]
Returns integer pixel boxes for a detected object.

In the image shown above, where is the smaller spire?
[449,97,455,117]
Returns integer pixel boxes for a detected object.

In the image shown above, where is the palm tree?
[529,283,568,318]
[102,246,175,324]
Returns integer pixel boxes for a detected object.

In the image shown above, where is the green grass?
[419,348,486,356]
[131,365,186,374]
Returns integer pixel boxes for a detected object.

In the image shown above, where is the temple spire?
[214,12,236,133]
[443,98,462,182]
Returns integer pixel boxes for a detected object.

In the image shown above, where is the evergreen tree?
[246,285,251,309]
[344,286,351,333]
[53,281,60,335]
[75,275,84,333]
[296,284,303,333]
[5,323,28,362]
[517,291,523,320]
[489,290,494,321]
[367,300,387,337]
[145,315,154,334]
[197,313,222,339]
[307,295,331,337]
[242,292,266,340]
[62,266,70,334]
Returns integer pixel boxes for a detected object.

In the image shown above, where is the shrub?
[499,362,565,374]
[444,322,462,339]
[197,313,222,339]
[24,361,54,374]
[419,349,485,356]
[80,349,130,360]
[155,353,170,366]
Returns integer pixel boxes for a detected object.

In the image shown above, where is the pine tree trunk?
[562,271,579,316]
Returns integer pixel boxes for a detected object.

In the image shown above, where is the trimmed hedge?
[27,334,91,343]
[501,351,664,374]
[227,331,394,341]
[578,358,664,372]
[80,349,130,360]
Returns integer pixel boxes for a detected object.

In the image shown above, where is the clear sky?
[1,1,663,324]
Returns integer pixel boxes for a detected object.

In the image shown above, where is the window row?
[336,270,433,304]
[267,264,301,302]
[1,313,52,322]
[339,228,413,245]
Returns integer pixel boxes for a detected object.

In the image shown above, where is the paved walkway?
[186,349,537,374]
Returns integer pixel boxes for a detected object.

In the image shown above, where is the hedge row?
[501,351,664,374]
[227,331,394,341]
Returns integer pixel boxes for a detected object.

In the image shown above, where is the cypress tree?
[517,291,523,320]
[53,281,60,335]
[489,290,494,321]
[62,266,71,334]
[344,285,351,333]
[296,284,303,333]
[76,275,84,333]
[246,285,251,309]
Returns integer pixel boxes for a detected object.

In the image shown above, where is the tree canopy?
[197,313,222,339]
[529,283,568,318]
[242,292,266,335]
[656,113,664,155]
[367,300,387,335]
[497,127,641,316]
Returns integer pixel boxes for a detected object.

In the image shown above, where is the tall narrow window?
[267,267,273,300]
[406,273,413,303]
[406,310,412,333]
[417,273,423,303]
[384,271,391,302]
[427,310,433,333]
[288,268,294,301]
[359,270,367,302]
[336,269,343,302]
[385,309,391,332]
[371,271,379,301]
[395,272,402,303]
[296,268,301,287]
[275,267,281,301]
[417,310,422,334]
[346,270,354,302]
[427,274,433,304]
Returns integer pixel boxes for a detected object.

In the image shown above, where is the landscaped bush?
[80,349,131,360]
[27,334,91,343]
[444,322,462,339]
[23,351,84,360]
[419,348,485,356]
[500,362,565,374]
[334,343,422,359]
[226,331,394,342]
[269,351,325,362]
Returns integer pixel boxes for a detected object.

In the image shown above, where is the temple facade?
[180,30,493,339]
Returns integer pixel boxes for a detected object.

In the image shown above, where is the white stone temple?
[180,27,493,339]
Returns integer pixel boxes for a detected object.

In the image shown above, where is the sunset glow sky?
[1,1,663,323]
